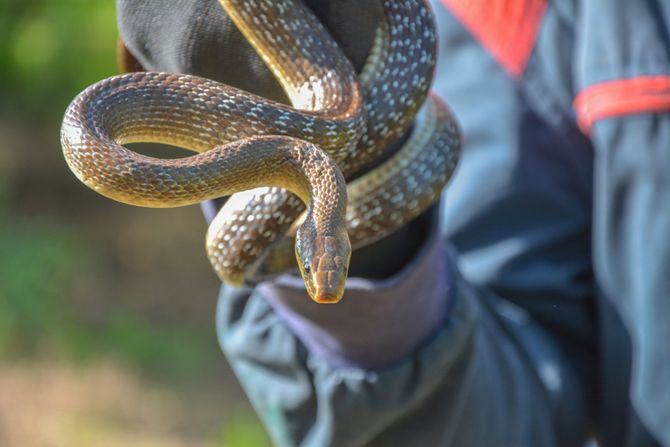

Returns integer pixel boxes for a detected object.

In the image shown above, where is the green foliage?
[0,0,220,375]
[0,0,117,116]
[79,311,220,376]
[217,412,272,447]
[0,206,219,375]
[0,211,83,355]
[0,1,269,442]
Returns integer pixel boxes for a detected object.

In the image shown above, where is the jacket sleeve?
[574,1,670,444]
[590,114,670,446]
[216,241,584,447]
[214,2,592,445]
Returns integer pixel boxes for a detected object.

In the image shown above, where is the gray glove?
[117,0,380,101]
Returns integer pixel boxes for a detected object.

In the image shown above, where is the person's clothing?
[433,1,670,445]
[117,0,670,445]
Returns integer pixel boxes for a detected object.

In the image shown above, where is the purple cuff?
[258,212,451,369]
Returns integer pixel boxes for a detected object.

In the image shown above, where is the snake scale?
[61,0,461,303]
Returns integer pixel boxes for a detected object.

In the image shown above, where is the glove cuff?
[257,206,452,369]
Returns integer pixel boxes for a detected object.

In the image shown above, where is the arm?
[574,1,670,443]
[591,114,670,446]
[117,1,589,445]
[217,216,585,446]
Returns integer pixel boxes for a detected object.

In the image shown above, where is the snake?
[207,0,448,285]
[248,93,460,278]
[60,0,461,303]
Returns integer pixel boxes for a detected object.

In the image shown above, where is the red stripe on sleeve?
[574,76,670,134]
[440,0,547,79]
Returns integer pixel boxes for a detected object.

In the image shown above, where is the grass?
[0,207,217,372]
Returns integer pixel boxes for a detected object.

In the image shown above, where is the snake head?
[295,228,351,304]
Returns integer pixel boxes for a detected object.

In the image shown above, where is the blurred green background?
[0,1,268,445]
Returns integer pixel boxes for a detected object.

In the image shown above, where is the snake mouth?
[300,263,346,303]
[313,269,344,303]
[314,289,340,303]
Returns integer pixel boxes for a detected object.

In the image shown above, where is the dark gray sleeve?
[216,242,587,446]
[216,193,586,446]
[115,1,590,445]
[591,114,670,446]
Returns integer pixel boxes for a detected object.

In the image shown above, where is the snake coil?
[60,0,461,303]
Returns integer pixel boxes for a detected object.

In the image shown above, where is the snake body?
[250,94,460,277]
[61,0,461,303]
[208,0,443,283]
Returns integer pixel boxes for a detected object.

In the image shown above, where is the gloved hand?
[116,0,433,280]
